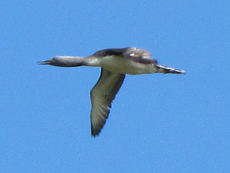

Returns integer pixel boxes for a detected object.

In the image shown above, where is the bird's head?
[37,56,84,67]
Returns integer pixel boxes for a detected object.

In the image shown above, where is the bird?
[38,47,185,137]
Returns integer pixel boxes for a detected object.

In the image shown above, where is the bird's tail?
[156,64,186,74]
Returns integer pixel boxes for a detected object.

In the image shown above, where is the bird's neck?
[52,56,86,67]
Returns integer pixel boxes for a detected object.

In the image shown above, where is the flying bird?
[38,47,185,136]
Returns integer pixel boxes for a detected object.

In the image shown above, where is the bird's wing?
[122,47,157,64]
[92,47,157,65]
[90,68,125,136]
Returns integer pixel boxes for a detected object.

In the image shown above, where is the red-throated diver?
[38,47,185,136]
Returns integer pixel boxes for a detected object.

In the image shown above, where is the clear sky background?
[0,1,229,173]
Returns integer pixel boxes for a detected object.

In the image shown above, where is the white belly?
[99,56,157,75]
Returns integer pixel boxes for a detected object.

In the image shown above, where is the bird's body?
[38,47,185,136]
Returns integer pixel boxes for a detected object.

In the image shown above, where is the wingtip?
[91,133,99,137]
[91,128,101,137]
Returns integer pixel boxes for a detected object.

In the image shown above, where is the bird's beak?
[37,60,52,65]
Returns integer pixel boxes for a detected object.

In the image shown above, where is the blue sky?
[0,1,229,172]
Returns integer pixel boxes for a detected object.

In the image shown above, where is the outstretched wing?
[90,68,125,136]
